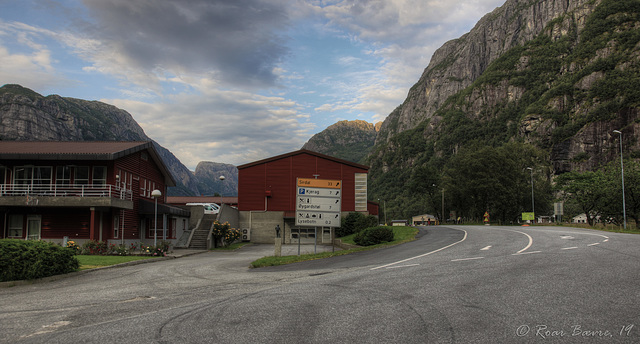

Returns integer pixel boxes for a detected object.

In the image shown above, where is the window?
[140,178,147,196]
[113,215,119,238]
[75,166,89,185]
[33,167,52,185]
[56,166,71,185]
[13,166,52,187]
[8,215,23,237]
[14,166,33,185]
[354,173,368,212]
[0,167,6,184]
[92,166,107,186]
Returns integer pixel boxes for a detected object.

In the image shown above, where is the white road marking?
[561,247,578,250]
[512,251,541,255]
[451,257,484,262]
[21,321,71,338]
[386,264,420,269]
[370,229,468,270]
[480,245,492,251]
[588,243,600,246]
[491,227,533,254]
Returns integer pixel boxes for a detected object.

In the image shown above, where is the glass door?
[26,215,41,240]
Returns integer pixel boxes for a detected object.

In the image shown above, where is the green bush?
[0,239,79,282]
[354,226,394,246]
[337,212,380,237]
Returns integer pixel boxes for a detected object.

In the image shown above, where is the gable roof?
[237,149,369,170]
[0,141,175,186]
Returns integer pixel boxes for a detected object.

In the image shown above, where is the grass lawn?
[76,255,157,270]
[250,226,418,268]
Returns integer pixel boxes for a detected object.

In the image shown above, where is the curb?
[0,250,208,288]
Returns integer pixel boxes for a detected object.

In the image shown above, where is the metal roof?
[0,141,151,159]
[0,141,176,186]
[237,149,369,170]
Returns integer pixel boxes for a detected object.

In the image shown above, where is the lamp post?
[151,189,162,246]
[613,130,627,230]
[219,175,225,208]
[441,188,445,225]
[527,167,535,223]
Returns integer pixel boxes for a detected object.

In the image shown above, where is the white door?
[26,215,41,240]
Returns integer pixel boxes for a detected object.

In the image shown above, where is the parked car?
[186,203,220,214]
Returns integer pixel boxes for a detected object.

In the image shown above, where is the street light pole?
[219,175,225,212]
[151,189,162,247]
[613,130,627,230]
[527,167,535,223]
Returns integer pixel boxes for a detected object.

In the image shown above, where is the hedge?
[0,239,79,282]
[354,226,394,246]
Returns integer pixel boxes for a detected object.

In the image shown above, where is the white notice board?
[296,178,342,227]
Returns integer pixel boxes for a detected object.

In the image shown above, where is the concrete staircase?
[188,215,216,249]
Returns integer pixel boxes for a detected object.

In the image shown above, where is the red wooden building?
[0,141,189,246]
[237,149,377,244]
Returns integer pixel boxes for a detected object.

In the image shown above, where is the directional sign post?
[296,178,342,227]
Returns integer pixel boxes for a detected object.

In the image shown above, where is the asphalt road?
[1,225,639,343]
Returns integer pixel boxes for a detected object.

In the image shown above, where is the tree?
[555,170,610,226]
[602,159,640,228]
[442,142,551,223]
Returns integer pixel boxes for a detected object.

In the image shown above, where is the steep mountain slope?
[0,84,237,196]
[368,0,640,217]
[377,0,602,144]
[194,161,238,196]
[302,120,380,163]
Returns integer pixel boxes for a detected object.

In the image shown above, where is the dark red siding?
[239,152,367,212]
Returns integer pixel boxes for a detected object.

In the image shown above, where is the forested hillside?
[367,0,640,224]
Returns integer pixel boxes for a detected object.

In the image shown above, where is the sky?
[0,0,506,169]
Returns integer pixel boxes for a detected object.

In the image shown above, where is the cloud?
[0,21,72,90]
[79,0,292,89]
[302,0,506,123]
[105,87,310,168]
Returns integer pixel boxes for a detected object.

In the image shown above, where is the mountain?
[302,120,380,163]
[366,0,640,217]
[194,161,238,197]
[0,84,238,196]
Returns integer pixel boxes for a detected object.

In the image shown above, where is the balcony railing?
[0,183,133,200]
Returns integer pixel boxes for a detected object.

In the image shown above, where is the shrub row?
[0,239,79,282]
[336,212,379,237]
[354,226,394,246]
[67,240,171,256]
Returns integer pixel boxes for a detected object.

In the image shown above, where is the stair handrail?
[185,218,202,248]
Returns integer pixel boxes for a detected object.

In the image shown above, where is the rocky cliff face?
[372,0,640,176]
[377,0,601,144]
[302,120,379,163]
[194,161,239,197]
[0,84,228,196]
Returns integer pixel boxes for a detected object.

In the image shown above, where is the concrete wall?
[239,211,284,244]
[240,210,348,244]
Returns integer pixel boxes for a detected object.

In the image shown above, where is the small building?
[237,149,375,244]
[391,220,408,226]
[0,141,189,246]
[412,214,437,225]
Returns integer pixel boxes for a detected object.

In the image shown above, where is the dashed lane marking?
[370,229,468,270]
[451,257,484,262]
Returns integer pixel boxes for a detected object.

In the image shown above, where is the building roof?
[166,196,238,205]
[0,141,150,159]
[237,149,369,170]
[0,141,175,186]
